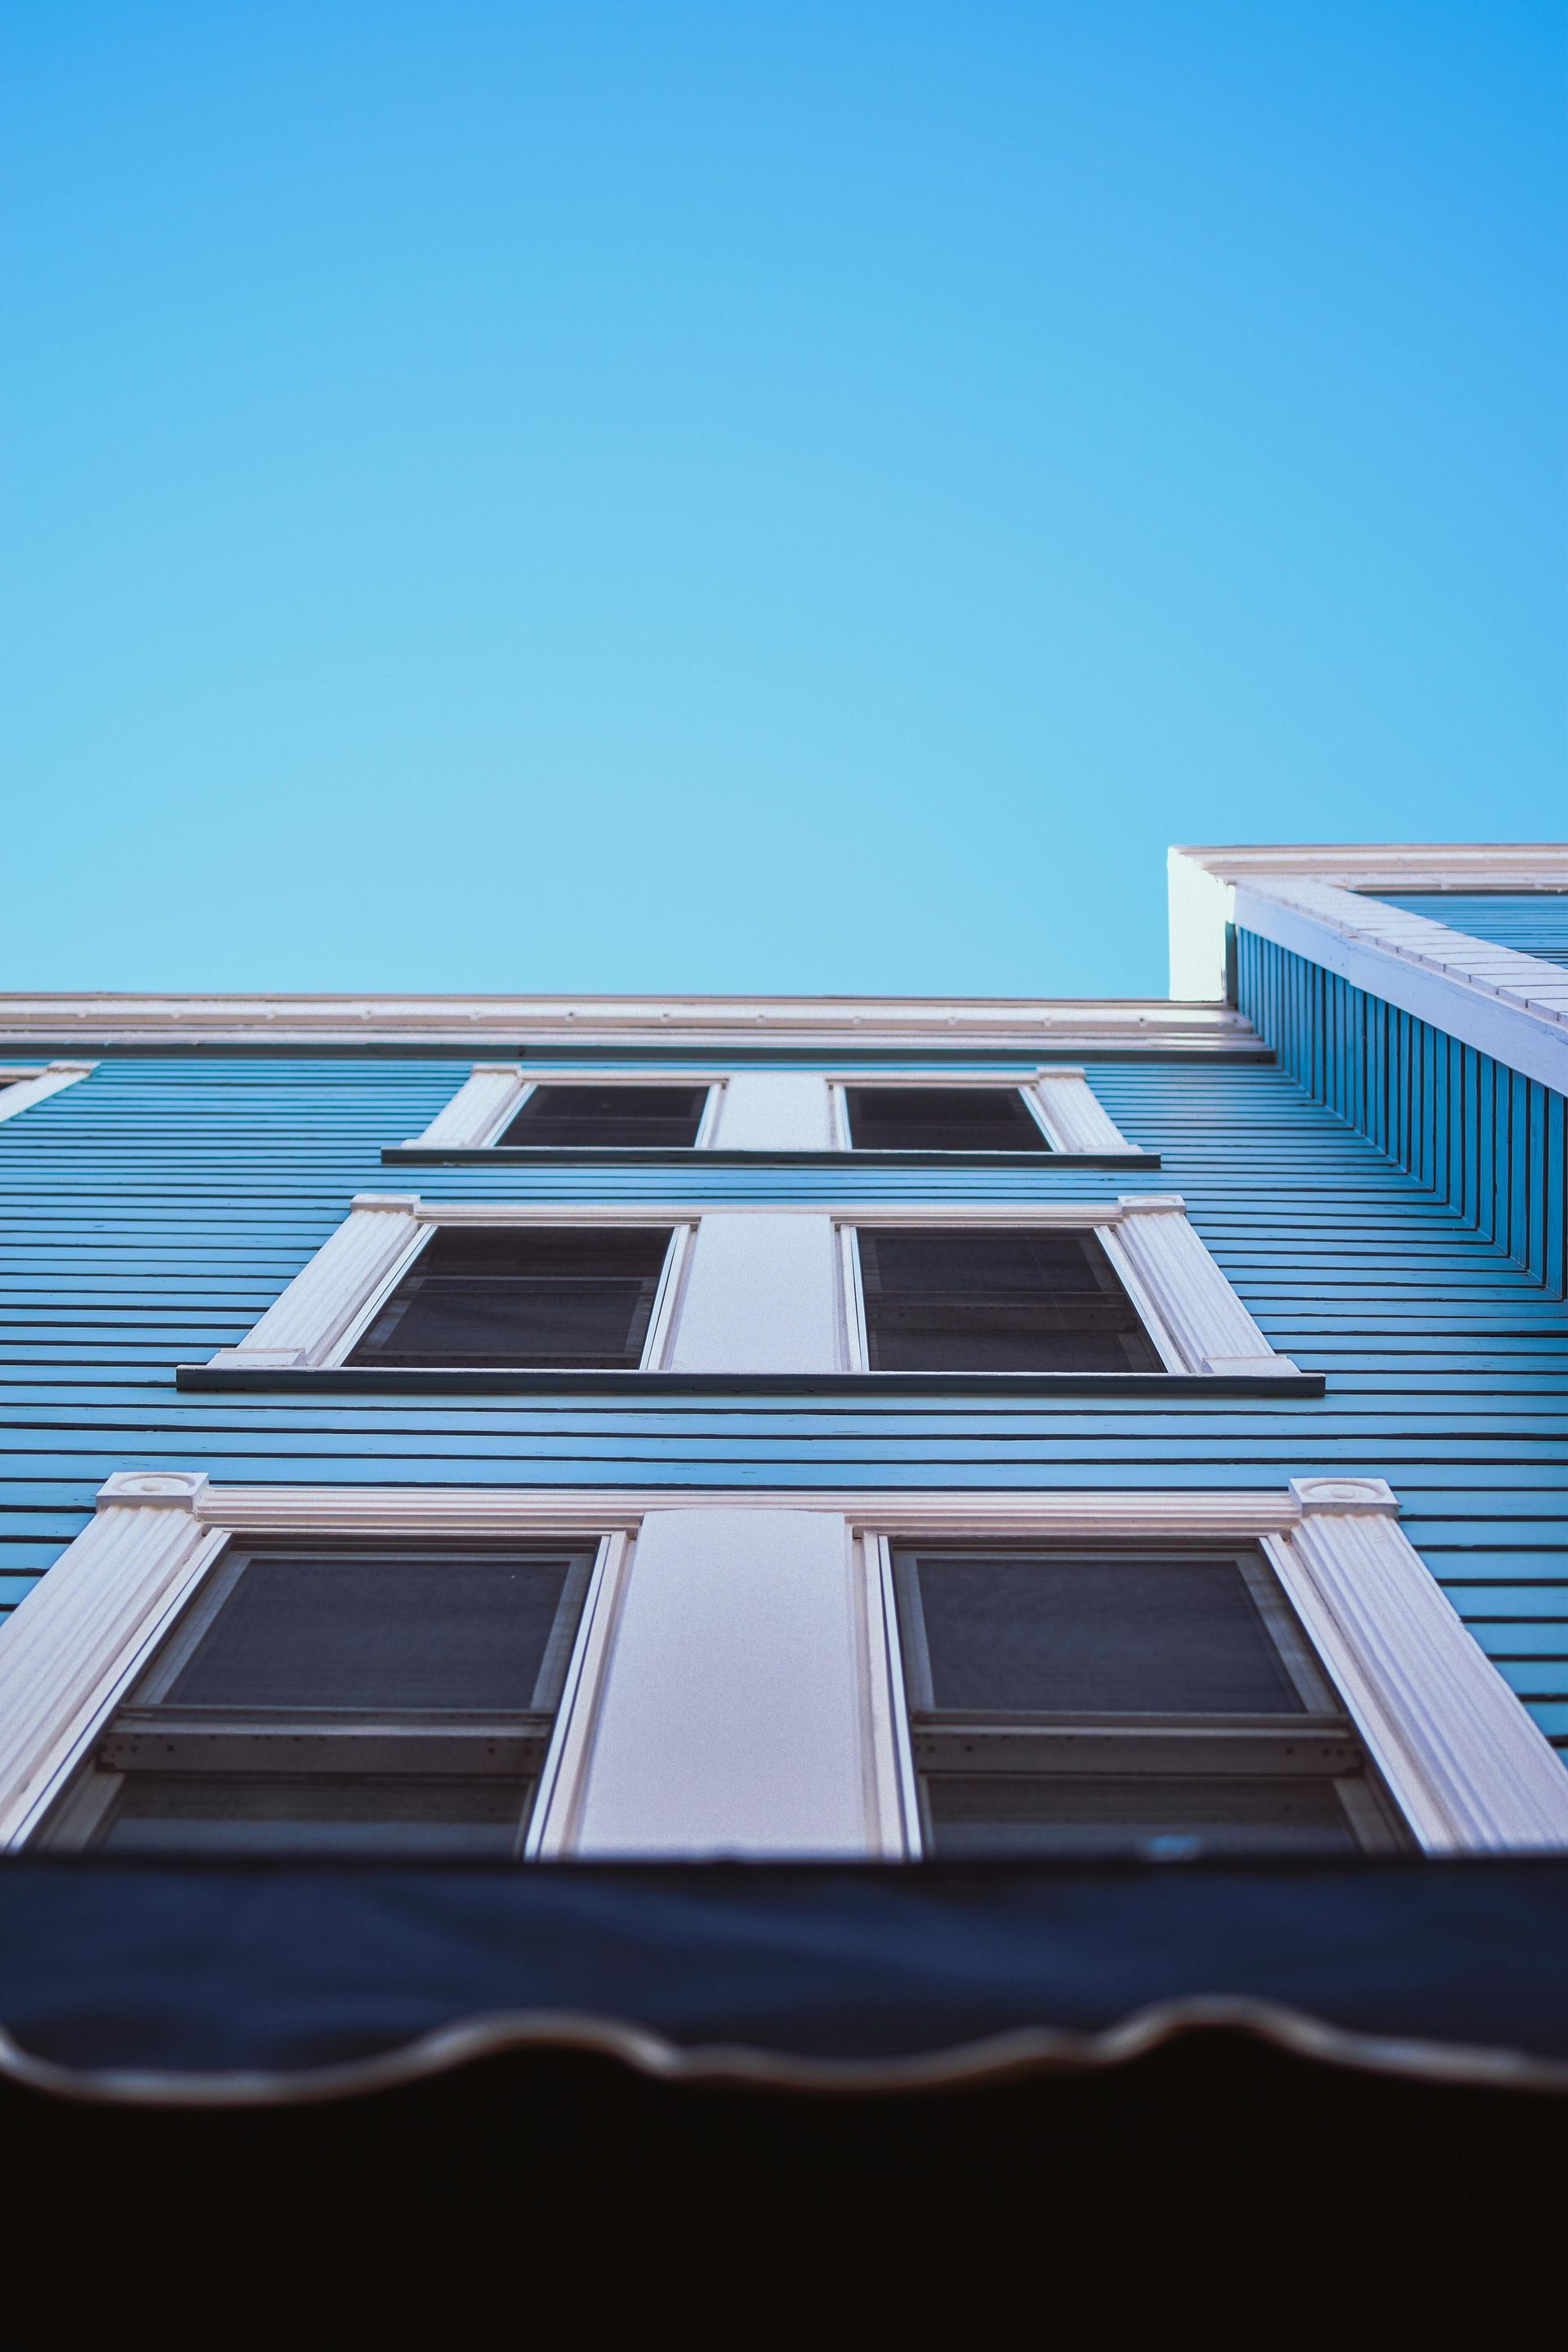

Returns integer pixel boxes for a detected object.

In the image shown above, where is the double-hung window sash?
[41,1545,595,1857]
[347,1225,675,1370]
[858,1227,1164,1374]
[893,1546,1403,1856]
[843,1086,1053,1153]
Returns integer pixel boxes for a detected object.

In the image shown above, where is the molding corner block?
[0,1478,227,1844]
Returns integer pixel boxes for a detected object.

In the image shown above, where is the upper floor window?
[495,1084,711,1150]
[39,1542,595,1858]
[842,1085,1052,1153]
[393,1065,1147,1160]
[853,1227,1165,1373]
[892,1545,1402,1858]
[346,1226,677,1370]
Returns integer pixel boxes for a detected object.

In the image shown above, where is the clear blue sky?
[2,2,1563,998]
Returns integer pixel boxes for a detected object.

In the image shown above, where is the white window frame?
[826,1067,1141,1156]
[834,1196,1297,1379]
[402,1067,725,1151]
[884,1538,1402,1857]
[203,1196,697,1373]
[400,1064,1145,1157]
[2,1475,1565,1860]
[198,1192,1294,1382]
[0,1062,96,1125]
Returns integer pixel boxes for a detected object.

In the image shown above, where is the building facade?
[0,844,1565,2112]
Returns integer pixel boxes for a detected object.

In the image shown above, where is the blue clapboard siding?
[1236,930,1568,1301]
[0,1052,1565,1748]
[1370,892,1568,970]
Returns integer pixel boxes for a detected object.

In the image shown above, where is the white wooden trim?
[0,1062,96,1125]
[866,1534,921,1858]
[710,1073,832,1151]
[1232,879,1568,1092]
[571,1506,879,1858]
[826,1067,1141,1155]
[1107,1196,1299,1377]
[527,1531,635,1858]
[836,1194,1296,1379]
[7,1473,1563,1857]
[403,1064,528,1147]
[0,995,1258,1054]
[1089,1225,1190,1374]
[1263,1479,1568,1852]
[0,1473,229,1844]
[406,1067,1140,1156]
[176,1481,1324,1540]
[1169,845,1568,1088]
[640,1223,696,1371]
[666,1212,841,1374]
[202,1193,1295,1381]
[207,1196,424,1371]
[404,1067,728,1152]
[1028,1068,1138,1153]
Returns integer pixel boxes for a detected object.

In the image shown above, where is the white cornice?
[1169,844,1568,1091]
[1172,844,1568,891]
[0,992,1257,1055]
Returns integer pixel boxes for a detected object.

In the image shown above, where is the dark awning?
[2,1851,1566,2102]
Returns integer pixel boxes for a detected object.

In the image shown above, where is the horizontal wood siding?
[1238,929,1568,1301]
[1370,891,1568,970]
[0,1052,1564,1750]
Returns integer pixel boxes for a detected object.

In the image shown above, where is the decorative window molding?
[396,1064,1147,1160]
[407,1065,534,1147]
[188,1193,1301,1385]
[1028,1067,1139,1154]
[0,1062,96,1125]
[1169,844,1568,1089]
[401,1068,723,1151]
[826,1069,1142,1156]
[3,1474,1564,1859]
[202,1196,693,1374]
[836,1196,1298,1379]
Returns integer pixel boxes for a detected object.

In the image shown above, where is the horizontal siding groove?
[0,1049,1564,1755]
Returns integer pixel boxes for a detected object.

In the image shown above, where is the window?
[892,1546,1402,1858]
[843,1085,1052,1153]
[496,1084,710,1150]
[346,1225,676,1370]
[39,1544,595,1857]
[10,1473,1568,1859]
[854,1227,1165,1373]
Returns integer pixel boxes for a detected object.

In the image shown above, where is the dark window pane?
[163,1553,580,1710]
[907,1553,1304,1713]
[846,1086,1053,1152]
[94,1775,531,1857]
[844,1087,1052,1153]
[924,1774,1357,1857]
[348,1226,672,1369]
[497,1086,707,1149]
[858,1229,1162,1373]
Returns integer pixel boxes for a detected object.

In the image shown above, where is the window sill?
[380,1146,1161,1169]
[175,1364,1325,1397]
